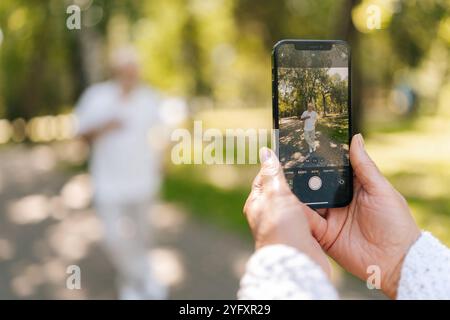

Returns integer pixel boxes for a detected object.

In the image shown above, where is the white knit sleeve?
[397,231,450,299]
[237,245,338,300]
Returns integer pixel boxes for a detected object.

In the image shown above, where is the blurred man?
[300,101,318,154]
[75,47,167,299]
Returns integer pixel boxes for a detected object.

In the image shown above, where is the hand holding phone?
[243,134,420,299]
[307,134,420,298]
[243,147,332,276]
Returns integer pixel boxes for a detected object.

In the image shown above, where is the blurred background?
[0,0,449,299]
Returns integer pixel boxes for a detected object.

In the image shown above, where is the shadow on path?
[279,115,349,169]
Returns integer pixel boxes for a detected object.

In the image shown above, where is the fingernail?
[259,147,272,164]
[357,133,365,148]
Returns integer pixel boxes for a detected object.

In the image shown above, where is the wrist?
[260,235,331,277]
[255,236,308,252]
[255,236,330,275]
[382,231,421,299]
[382,255,405,299]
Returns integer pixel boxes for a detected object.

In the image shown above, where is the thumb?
[350,133,389,193]
[259,147,288,192]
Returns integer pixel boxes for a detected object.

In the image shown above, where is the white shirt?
[301,110,318,131]
[75,81,162,204]
[238,232,450,299]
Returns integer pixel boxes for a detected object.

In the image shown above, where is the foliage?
[0,0,448,120]
[278,68,348,118]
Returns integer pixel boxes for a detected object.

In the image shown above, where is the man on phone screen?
[300,101,318,154]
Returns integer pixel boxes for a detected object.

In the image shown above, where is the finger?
[353,175,363,192]
[316,208,327,217]
[350,133,389,194]
[251,171,263,195]
[242,195,258,233]
[259,147,289,193]
[243,190,255,216]
[244,170,265,213]
[244,171,264,214]
[304,207,328,242]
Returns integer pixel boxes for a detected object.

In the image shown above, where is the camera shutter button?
[308,176,322,191]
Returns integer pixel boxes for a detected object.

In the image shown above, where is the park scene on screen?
[278,67,350,169]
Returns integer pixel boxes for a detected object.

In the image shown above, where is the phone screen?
[273,41,352,208]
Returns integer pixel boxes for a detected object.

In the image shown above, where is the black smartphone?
[272,39,353,209]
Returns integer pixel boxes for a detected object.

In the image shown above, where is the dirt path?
[0,143,383,299]
[279,116,349,169]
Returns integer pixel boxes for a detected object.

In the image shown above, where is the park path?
[279,116,349,169]
[0,142,383,299]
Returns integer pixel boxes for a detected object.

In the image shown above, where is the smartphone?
[272,39,353,209]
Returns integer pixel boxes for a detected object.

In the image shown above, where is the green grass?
[319,114,349,145]
[161,167,251,236]
[366,117,419,135]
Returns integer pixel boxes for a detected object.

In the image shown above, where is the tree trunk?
[322,93,327,116]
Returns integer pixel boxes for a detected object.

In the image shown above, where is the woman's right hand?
[306,134,421,298]
[243,147,332,276]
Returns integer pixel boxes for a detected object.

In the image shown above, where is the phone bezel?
[272,39,353,209]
